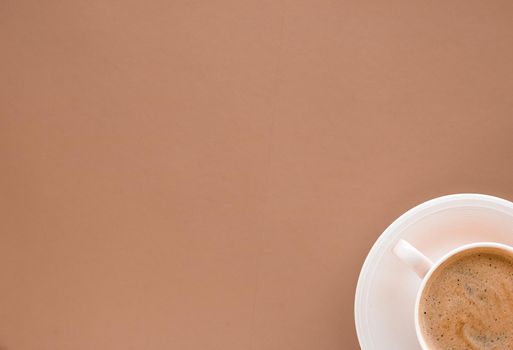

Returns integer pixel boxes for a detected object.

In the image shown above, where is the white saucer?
[354,194,513,349]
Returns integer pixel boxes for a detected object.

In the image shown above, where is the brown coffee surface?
[419,249,513,350]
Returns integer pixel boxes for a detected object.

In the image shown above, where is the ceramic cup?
[393,239,513,349]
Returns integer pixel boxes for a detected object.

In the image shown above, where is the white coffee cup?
[393,239,513,349]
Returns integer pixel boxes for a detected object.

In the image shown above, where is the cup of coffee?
[394,239,513,349]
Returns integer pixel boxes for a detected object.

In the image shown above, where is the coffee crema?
[419,248,513,350]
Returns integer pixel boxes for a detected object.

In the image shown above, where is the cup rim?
[414,241,513,349]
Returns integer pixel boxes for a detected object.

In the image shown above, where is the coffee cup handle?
[393,239,433,278]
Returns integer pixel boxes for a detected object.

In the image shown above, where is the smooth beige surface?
[2,1,513,349]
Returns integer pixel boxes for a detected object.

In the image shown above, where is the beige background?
[2,1,513,349]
